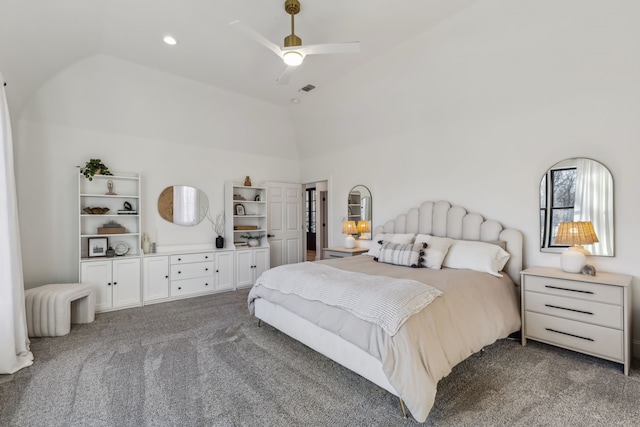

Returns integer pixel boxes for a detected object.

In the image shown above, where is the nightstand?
[521,266,632,375]
[322,246,369,259]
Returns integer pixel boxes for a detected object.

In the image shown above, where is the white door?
[266,181,304,268]
[215,251,234,291]
[235,250,254,288]
[81,260,112,311]
[112,258,141,308]
[143,256,169,302]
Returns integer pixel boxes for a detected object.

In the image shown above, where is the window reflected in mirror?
[540,158,613,256]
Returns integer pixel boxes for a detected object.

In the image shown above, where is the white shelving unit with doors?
[78,171,142,312]
[225,180,270,288]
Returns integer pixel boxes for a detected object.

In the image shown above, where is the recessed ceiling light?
[163,35,178,46]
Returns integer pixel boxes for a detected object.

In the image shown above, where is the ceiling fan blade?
[276,66,297,85]
[229,20,283,58]
[296,42,360,56]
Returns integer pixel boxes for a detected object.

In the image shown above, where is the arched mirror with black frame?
[540,158,613,256]
[347,185,372,240]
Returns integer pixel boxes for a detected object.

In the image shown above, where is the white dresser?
[521,266,632,375]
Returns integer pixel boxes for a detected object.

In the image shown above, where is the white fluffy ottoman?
[25,283,95,337]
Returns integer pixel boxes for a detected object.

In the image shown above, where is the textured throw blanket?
[250,262,442,335]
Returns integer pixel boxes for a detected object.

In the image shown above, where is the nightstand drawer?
[324,250,349,259]
[524,275,622,305]
[525,311,623,362]
[525,291,622,329]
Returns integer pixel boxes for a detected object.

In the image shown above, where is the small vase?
[247,238,259,247]
[215,236,224,249]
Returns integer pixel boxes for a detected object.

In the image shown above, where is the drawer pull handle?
[545,304,593,315]
[545,285,593,294]
[545,328,594,342]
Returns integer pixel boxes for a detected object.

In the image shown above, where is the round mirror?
[540,158,613,256]
[158,186,210,226]
[348,185,372,239]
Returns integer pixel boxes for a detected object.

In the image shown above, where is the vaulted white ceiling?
[0,0,480,113]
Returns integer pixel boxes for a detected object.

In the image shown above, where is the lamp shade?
[357,220,371,235]
[555,221,599,273]
[342,221,357,249]
[555,221,599,246]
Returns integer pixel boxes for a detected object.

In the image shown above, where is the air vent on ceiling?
[300,84,316,92]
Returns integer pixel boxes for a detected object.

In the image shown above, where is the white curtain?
[0,73,33,374]
[573,158,614,256]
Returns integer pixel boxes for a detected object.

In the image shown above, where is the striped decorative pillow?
[375,242,426,268]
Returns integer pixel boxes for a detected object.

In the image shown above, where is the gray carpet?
[1,288,639,426]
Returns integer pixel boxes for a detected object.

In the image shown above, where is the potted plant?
[207,211,226,248]
[241,233,264,247]
[80,159,112,181]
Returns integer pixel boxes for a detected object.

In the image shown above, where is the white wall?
[16,55,299,287]
[293,0,640,354]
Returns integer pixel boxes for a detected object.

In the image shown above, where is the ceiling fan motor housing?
[284,34,302,48]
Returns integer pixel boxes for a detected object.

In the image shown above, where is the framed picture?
[88,237,108,257]
[235,204,245,216]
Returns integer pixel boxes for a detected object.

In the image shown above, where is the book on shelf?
[117,210,138,215]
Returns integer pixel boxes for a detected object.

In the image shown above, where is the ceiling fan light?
[283,51,303,66]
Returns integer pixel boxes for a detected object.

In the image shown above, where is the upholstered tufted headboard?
[372,201,523,285]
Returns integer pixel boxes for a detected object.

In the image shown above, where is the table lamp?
[342,220,357,249]
[357,220,371,239]
[554,221,599,273]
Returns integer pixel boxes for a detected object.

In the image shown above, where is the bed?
[247,200,522,422]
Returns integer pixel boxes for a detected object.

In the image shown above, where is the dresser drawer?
[171,277,214,296]
[525,291,623,329]
[525,311,623,362]
[524,275,622,305]
[170,261,215,280]
[170,252,214,264]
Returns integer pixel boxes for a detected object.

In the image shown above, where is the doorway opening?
[305,181,328,261]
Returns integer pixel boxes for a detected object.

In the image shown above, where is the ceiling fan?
[230,0,360,84]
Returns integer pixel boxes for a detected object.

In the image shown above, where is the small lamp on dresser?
[356,220,371,240]
[554,221,599,273]
[342,221,358,249]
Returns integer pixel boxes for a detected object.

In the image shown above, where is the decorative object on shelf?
[118,201,137,215]
[207,210,226,249]
[555,221,599,274]
[105,180,117,195]
[113,241,130,256]
[342,220,357,249]
[106,246,116,257]
[244,176,252,186]
[97,220,125,234]
[88,237,108,257]
[234,225,258,230]
[357,220,371,239]
[581,264,597,276]
[233,194,245,200]
[254,194,261,202]
[241,233,264,247]
[235,204,245,216]
[151,242,156,253]
[80,158,112,181]
[142,233,150,254]
[83,207,110,215]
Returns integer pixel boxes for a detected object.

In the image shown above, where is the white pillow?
[414,234,453,269]
[365,233,416,257]
[375,242,425,268]
[442,239,510,277]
